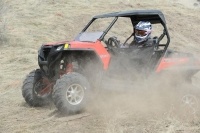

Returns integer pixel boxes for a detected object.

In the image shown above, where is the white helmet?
[134,21,152,43]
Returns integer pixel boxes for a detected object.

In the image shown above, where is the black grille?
[42,47,51,60]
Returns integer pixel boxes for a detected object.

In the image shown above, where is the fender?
[156,57,200,73]
[69,40,111,69]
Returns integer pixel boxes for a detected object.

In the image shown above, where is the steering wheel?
[107,37,120,51]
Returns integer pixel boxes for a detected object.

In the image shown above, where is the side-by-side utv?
[22,10,200,114]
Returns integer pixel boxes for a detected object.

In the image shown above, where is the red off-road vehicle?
[22,10,200,114]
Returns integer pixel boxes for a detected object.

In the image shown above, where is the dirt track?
[1,0,200,132]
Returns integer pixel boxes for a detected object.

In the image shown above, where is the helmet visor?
[135,30,147,36]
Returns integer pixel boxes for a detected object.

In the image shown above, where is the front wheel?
[22,69,50,106]
[52,72,90,114]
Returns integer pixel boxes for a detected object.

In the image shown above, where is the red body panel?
[69,40,111,69]
[44,40,111,69]
[156,57,189,72]
[43,40,200,73]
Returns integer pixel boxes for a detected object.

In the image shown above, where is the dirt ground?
[1,0,200,132]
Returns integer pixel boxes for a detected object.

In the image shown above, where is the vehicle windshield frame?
[74,17,118,42]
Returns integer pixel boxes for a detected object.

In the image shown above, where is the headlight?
[56,45,63,51]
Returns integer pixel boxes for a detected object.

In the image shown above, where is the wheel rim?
[181,94,198,114]
[66,84,85,105]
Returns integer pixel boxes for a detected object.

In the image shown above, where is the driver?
[120,21,157,49]
[130,21,155,48]
[127,21,157,69]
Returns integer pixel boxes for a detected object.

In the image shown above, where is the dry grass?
[1,0,200,132]
[0,0,8,45]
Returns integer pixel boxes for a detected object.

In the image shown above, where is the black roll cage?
[79,10,170,53]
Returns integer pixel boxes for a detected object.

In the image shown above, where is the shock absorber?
[65,63,73,73]
[59,60,73,76]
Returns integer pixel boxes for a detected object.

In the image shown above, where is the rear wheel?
[52,72,90,114]
[22,69,50,106]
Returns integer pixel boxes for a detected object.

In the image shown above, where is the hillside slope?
[0,0,200,132]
